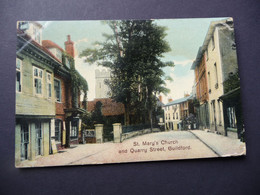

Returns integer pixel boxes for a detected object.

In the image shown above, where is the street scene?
[15,18,246,168]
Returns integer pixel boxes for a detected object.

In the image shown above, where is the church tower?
[95,69,111,98]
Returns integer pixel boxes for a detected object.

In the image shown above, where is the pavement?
[189,130,246,157]
[17,130,246,168]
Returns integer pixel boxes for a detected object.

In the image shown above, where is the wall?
[95,69,111,98]
[206,27,225,135]
[16,53,55,116]
[164,104,181,130]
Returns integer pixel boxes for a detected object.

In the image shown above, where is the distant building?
[163,95,193,131]
[95,69,111,99]
[87,98,125,117]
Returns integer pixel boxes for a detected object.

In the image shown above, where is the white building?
[199,18,239,136]
[163,95,193,131]
[95,69,111,98]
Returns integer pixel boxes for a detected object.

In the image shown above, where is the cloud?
[74,38,89,45]
[173,59,194,67]
[161,70,194,104]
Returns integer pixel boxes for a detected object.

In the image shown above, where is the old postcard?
[15,18,246,168]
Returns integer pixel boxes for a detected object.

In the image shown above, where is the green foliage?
[223,71,240,93]
[66,57,88,108]
[80,20,174,125]
[91,101,104,124]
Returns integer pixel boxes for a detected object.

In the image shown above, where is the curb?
[188,130,221,157]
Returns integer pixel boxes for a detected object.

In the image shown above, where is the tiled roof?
[42,40,64,53]
[164,95,193,107]
[87,98,125,116]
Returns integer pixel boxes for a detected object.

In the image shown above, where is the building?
[16,22,88,165]
[191,18,243,138]
[42,35,86,148]
[191,48,210,130]
[163,95,193,131]
[95,69,111,99]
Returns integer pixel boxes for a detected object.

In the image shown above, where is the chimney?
[184,93,190,97]
[168,98,173,103]
[65,35,74,58]
[159,95,163,102]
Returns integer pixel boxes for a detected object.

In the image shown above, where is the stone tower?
[95,69,111,98]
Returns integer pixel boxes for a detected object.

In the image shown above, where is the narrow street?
[18,130,246,168]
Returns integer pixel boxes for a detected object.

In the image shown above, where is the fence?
[122,124,160,134]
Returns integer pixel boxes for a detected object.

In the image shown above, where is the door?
[21,124,29,161]
[35,122,43,156]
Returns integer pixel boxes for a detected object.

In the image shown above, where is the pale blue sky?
[40,18,227,102]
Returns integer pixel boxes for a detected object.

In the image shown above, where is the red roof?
[42,40,64,53]
[87,98,125,116]
[17,29,63,64]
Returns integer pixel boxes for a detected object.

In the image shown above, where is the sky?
[40,18,227,104]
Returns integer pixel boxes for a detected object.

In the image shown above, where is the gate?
[103,125,113,142]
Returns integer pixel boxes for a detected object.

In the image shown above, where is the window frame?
[47,72,52,99]
[54,78,62,102]
[16,58,22,93]
[33,66,43,96]
[212,36,215,50]
[54,119,62,142]
[70,119,79,139]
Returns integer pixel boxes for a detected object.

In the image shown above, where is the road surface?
[18,130,246,168]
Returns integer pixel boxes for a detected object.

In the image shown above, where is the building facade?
[95,69,111,99]
[163,95,193,131]
[191,50,210,130]
[191,18,243,138]
[16,22,87,166]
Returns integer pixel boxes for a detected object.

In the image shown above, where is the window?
[214,63,218,88]
[33,27,40,44]
[173,113,175,120]
[55,119,62,142]
[54,79,61,102]
[65,57,70,69]
[208,72,211,92]
[20,124,29,161]
[33,66,43,95]
[56,49,62,61]
[70,119,78,138]
[47,73,52,98]
[227,107,237,128]
[176,113,178,119]
[16,58,22,92]
[212,36,215,50]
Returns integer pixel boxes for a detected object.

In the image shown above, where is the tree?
[80,20,174,126]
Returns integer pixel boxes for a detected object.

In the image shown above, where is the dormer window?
[65,57,71,69]
[56,49,62,61]
[33,27,41,44]
[49,48,62,62]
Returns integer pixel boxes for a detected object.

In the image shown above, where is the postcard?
[15,18,246,168]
